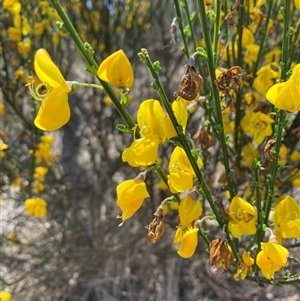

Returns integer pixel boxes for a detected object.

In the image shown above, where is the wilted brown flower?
[292,127,300,139]
[214,66,244,95]
[209,238,232,270]
[225,2,239,26]
[147,206,165,243]
[175,58,203,101]
[264,139,276,161]
[193,127,216,150]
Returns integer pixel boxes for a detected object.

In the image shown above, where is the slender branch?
[173,0,190,58]
[197,0,236,199]
[263,0,291,224]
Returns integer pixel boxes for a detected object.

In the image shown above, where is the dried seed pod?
[175,58,203,101]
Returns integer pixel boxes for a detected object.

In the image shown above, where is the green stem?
[263,0,290,224]
[196,219,211,247]
[252,163,263,273]
[236,0,244,67]
[173,0,190,58]
[287,21,300,71]
[75,83,104,91]
[182,0,197,52]
[213,0,221,66]
[197,0,235,199]
[251,0,274,82]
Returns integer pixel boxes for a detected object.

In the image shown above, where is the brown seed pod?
[175,58,203,101]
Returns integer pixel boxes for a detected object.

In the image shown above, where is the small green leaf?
[153,61,161,74]
[208,212,216,220]
[190,12,196,21]
[183,25,191,37]
[116,124,133,134]
[225,135,231,145]
[121,92,129,107]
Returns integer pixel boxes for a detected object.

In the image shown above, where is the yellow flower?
[3,0,21,13]
[27,49,72,131]
[244,44,259,65]
[122,99,167,167]
[241,142,259,166]
[14,69,28,83]
[116,176,150,222]
[34,22,45,36]
[264,49,281,64]
[295,0,300,9]
[165,98,188,139]
[34,135,56,166]
[24,197,47,218]
[178,193,202,227]
[234,251,254,281]
[34,166,48,181]
[228,195,257,238]
[222,112,235,135]
[256,241,288,279]
[174,226,199,258]
[272,195,300,240]
[253,63,280,95]
[290,150,300,162]
[17,38,31,57]
[0,103,5,115]
[168,146,203,193]
[7,27,21,42]
[244,91,260,106]
[266,63,300,112]
[241,111,274,144]
[97,49,134,89]
[290,169,300,187]
[0,291,12,301]
[242,27,254,46]
[278,144,288,166]
[0,141,8,157]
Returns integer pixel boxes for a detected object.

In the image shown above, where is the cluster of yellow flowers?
[21,0,300,286]
[23,135,55,218]
[26,38,300,279]
[3,0,61,56]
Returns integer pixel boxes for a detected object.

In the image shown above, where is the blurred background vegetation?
[1,0,299,300]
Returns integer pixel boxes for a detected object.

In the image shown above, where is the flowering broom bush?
[1,0,300,298]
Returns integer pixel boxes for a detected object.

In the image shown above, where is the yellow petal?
[228,220,244,238]
[168,171,193,193]
[0,291,12,301]
[34,49,70,90]
[178,195,202,227]
[177,228,199,258]
[34,88,70,131]
[122,136,160,167]
[98,49,134,89]
[261,242,288,267]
